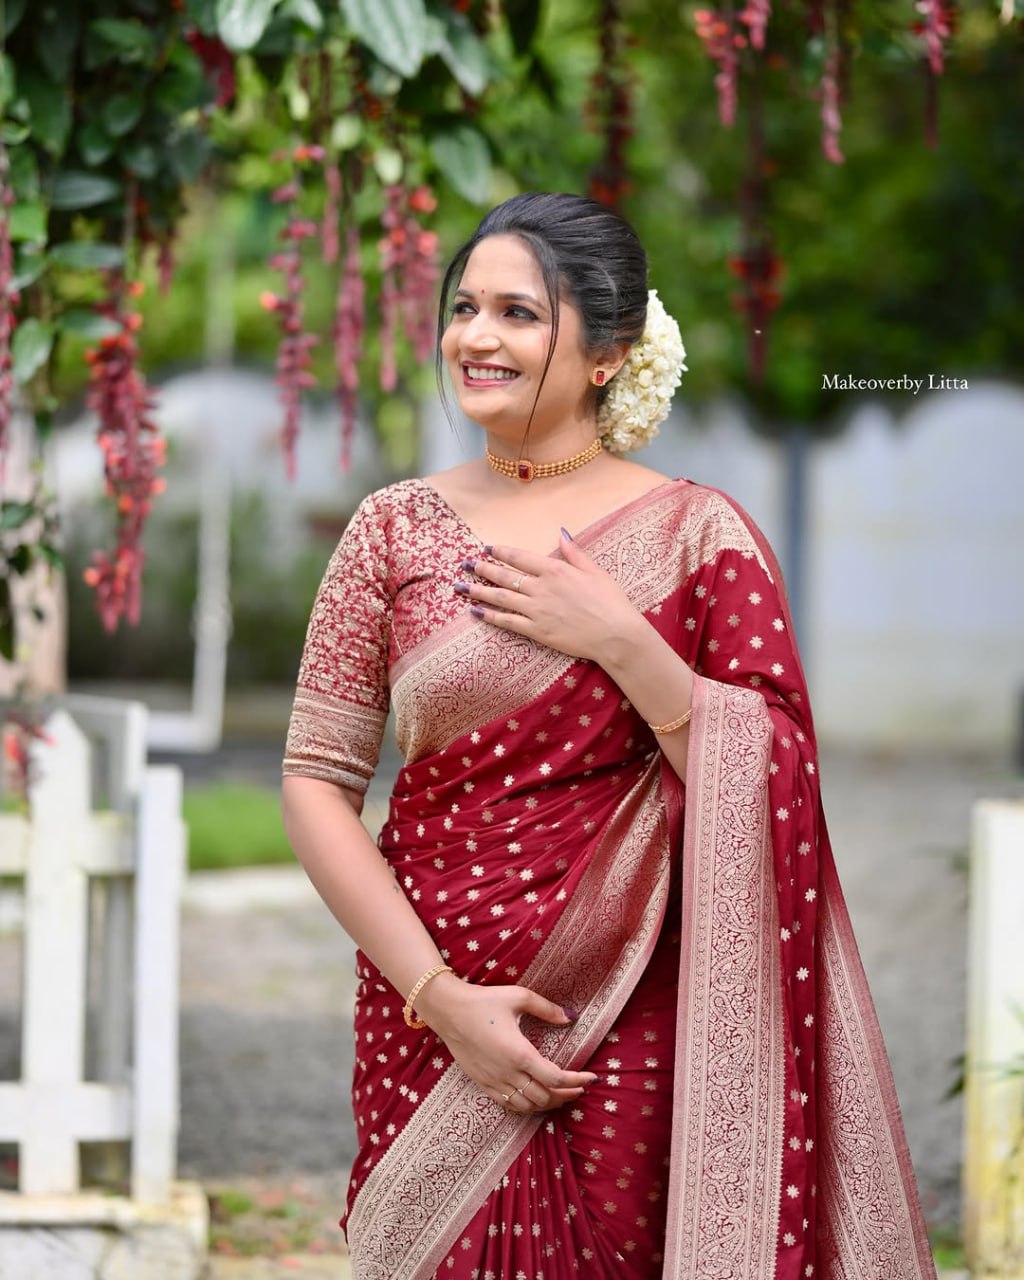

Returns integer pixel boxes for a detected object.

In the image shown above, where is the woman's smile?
[462,362,521,386]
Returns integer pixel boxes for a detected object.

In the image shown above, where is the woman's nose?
[461,312,500,351]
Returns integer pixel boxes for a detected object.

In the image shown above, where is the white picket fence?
[0,695,185,1206]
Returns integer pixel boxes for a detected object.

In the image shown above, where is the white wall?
[805,385,1024,751]
[644,383,1024,751]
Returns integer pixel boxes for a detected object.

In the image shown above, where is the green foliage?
[0,0,521,418]
[616,0,1024,426]
[184,783,294,870]
[340,0,430,78]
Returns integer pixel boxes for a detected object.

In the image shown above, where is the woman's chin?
[455,398,518,430]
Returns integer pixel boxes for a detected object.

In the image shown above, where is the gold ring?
[511,574,524,591]
[500,1093,511,1102]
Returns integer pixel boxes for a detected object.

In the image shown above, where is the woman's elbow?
[281,774,364,841]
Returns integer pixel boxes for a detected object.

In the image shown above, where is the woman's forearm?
[281,775,450,1002]
[598,610,694,781]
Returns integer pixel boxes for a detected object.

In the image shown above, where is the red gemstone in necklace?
[516,460,535,481]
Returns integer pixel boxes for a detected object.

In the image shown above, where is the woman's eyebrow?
[454,287,546,308]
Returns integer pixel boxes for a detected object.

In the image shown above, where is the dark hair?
[435,192,649,426]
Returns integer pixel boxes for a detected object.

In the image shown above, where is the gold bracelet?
[403,963,454,1029]
[648,707,694,735]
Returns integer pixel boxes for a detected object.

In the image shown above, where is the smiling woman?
[280,193,936,1279]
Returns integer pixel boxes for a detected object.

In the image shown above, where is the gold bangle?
[649,707,694,735]
[403,963,454,1029]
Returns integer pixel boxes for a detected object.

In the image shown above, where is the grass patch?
[930,1227,966,1270]
[184,782,294,870]
[205,1176,347,1258]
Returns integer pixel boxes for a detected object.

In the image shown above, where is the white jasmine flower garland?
[598,289,687,453]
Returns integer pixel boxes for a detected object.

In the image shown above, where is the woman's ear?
[591,342,631,385]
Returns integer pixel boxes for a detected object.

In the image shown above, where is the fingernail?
[469,605,485,619]
[462,557,477,573]
[560,527,574,542]
[562,1005,580,1023]
[453,582,470,595]
[588,1075,605,1085]
[482,544,494,555]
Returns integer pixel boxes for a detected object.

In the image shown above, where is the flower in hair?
[598,289,687,453]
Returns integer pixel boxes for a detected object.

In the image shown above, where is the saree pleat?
[284,477,936,1280]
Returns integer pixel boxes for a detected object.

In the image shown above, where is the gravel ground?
[2,740,1022,1275]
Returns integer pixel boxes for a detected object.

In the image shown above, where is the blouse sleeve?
[282,491,392,794]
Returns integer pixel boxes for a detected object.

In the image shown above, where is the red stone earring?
[592,369,606,386]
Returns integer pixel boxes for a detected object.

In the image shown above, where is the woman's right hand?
[415,973,597,1114]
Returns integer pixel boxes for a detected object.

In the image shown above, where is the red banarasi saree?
[284,477,936,1280]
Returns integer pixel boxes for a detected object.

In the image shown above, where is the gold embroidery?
[663,674,785,1277]
[391,482,771,765]
[347,761,671,1279]
[283,691,387,794]
[816,873,938,1278]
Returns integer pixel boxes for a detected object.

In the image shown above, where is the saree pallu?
[286,478,936,1280]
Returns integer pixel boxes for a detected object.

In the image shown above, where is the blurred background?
[1,0,1022,1268]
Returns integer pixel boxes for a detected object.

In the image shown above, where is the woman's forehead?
[460,234,546,291]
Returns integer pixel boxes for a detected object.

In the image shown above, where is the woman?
[282,193,936,1279]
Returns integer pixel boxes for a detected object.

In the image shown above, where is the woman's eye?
[507,306,537,321]
[451,301,475,317]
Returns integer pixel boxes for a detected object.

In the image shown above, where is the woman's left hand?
[456,531,642,664]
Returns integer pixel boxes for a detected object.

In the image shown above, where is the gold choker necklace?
[487,438,603,482]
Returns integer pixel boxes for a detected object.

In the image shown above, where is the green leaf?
[340,0,429,79]
[4,0,29,38]
[11,247,47,292]
[39,544,64,570]
[122,141,160,179]
[169,129,212,183]
[330,114,363,151]
[9,148,40,202]
[431,6,490,96]
[50,170,122,211]
[78,118,116,166]
[12,320,55,384]
[282,0,324,29]
[0,54,16,112]
[216,0,282,51]
[373,145,404,185]
[50,242,125,270]
[153,56,211,115]
[429,123,492,205]
[102,91,145,138]
[8,203,47,243]
[59,309,122,339]
[21,70,72,156]
[33,4,80,82]
[88,17,158,60]
[0,122,30,145]
[0,502,35,531]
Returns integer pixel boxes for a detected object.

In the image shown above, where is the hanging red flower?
[82,276,167,633]
[263,146,324,479]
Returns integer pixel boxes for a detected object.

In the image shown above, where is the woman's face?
[440,234,594,437]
